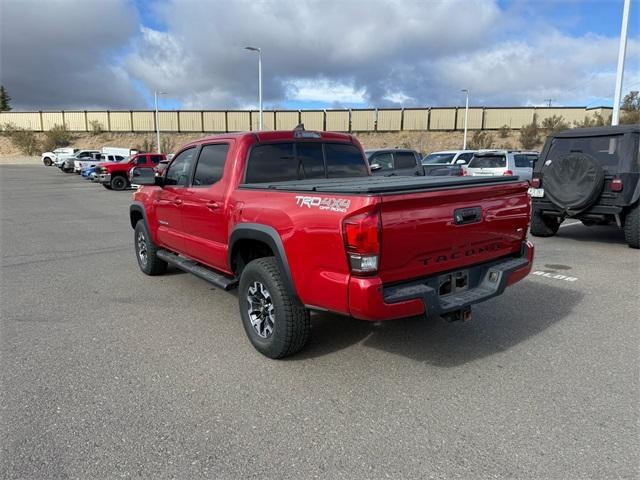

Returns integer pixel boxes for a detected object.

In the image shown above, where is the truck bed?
[239,175,520,194]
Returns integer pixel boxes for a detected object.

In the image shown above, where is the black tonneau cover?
[239,175,519,194]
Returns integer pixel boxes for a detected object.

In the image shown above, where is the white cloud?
[285,79,366,104]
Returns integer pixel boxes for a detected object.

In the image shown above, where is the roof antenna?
[294,123,305,131]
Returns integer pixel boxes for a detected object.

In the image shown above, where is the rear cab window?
[244,142,368,183]
[393,151,417,169]
[468,154,507,168]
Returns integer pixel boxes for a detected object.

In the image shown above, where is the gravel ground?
[1,165,638,479]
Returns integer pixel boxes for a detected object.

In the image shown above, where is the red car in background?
[97,153,166,190]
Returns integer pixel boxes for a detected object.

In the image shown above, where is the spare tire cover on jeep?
[543,152,605,215]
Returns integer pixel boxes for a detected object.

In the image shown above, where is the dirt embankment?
[0,130,525,163]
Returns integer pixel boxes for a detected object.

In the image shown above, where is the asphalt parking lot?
[1,164,638,479]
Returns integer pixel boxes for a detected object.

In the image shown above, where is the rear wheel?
[623,203,639,249]
[110,175,128,191]
[134,220,167,275]
[238,257,310,359]
[530,209,560,237]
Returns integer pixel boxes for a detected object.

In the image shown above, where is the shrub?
[498,125,510,138]
[541,115,569,134]
[134,138,155,153]
[573,112,610,128]
[468,130,493,149]
[2,123,40,155]
[620,90,639,124]
[89,119,104,135]
[161,136,175,154]
[519,115,541,150]
[42,124,73,152]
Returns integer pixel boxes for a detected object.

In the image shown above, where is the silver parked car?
[464,150,538,182]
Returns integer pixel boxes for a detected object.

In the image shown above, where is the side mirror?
[370,163,382,171]
[455,159,466,165]
[130,167,161,186]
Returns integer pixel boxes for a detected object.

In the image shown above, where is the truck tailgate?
[378,181,530,284]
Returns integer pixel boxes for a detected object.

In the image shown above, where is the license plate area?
[438,270,469,297]
[528,187,544,197]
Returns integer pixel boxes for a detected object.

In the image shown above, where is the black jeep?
[529,125,639,248]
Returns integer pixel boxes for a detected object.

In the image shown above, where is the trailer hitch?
[441,306,472,323]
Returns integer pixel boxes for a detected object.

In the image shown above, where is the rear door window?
[193,144,229,186]
[149,155,163,164]
[394,152,417,169]
[468,155,506,168]
[135,155,147,165]
[325,144,368,178]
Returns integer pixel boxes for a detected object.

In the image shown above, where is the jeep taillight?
[611,178,623,192]
[503,170,514,176]
[343,209,381,274]
[531,177,541,188]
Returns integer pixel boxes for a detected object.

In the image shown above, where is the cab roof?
[179,129,354,150]
[552,125,639,138]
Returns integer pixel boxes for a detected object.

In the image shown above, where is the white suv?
[464,150,538,182]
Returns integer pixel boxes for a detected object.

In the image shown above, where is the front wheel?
[238,257,310,359]
[110,175,129,191]
[623,203,639,249]
[134,220,167,275]
[530,209,560,237]
[43,157,52,166]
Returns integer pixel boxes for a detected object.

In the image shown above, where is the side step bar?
[156,249,238,291]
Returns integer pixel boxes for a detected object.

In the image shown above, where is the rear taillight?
[531,178,541,188]
[503,170,514,176]
[343,209,381,274]
[460,167,468,176]
[611,178,623,192]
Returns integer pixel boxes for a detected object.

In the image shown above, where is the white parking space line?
[531,271,579,282]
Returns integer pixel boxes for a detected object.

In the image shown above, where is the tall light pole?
[612,0,631,126]
[154,90,167,153]
[245,46,263,130]
[461,89,469,149]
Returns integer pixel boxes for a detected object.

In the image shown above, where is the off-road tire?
[238,257,310,359]
[111,175,129,191]
[530,209,560,237]
[43,157,52,166]
[623,203,639,249]
[102,184,112,190]
[134,220,167,275]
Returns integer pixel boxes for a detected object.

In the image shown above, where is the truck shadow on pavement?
[554,223,627,245]
[294,280,583,367]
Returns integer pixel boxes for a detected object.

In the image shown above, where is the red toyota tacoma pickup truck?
[130,128,534,358]
[97,153,166,190]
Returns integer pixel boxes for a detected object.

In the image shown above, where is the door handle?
[206,201,220,210]
[173,199,183,206]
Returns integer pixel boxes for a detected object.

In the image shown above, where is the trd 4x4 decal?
[295,196,351,213]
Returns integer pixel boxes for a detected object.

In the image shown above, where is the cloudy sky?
[1,0,638,110]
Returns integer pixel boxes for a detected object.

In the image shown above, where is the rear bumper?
[534,200,623,217]
[348,242,534,321]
